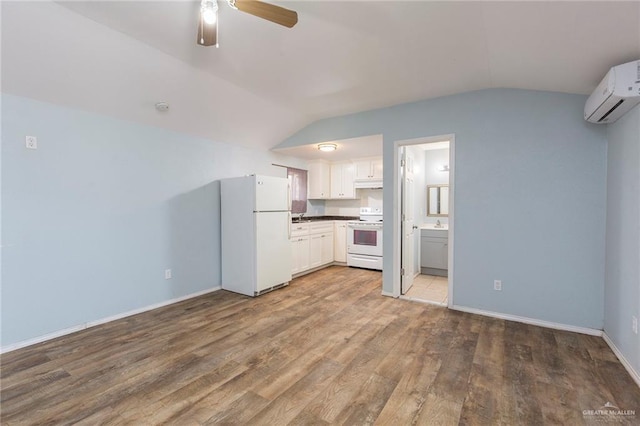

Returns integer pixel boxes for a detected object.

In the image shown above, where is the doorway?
[393,135,454,307]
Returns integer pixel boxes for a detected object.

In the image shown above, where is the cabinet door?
[330,164,342,198]
[341,163,355,198]
[354,160,372,180]
[330,163,355,198]
[321,232,334,265]
[309,234,323,268]
[371,159,383,179]
[291,237,310,274]
[334,222,347,262]
[421,237,447,269]
[291,239,300,275]
[308,161,330,199]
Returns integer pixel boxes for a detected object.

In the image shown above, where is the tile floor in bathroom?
[404,274,448,304]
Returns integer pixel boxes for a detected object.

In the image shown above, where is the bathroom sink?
[421,224,448,230]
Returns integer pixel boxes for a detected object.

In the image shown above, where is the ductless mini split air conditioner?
[584,60,640,124]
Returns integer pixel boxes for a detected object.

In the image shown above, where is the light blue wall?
[604,105,640,373]
[277,89,608,329]
[1,94,302,347]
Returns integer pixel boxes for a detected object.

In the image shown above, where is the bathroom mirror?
[427,185,449,217]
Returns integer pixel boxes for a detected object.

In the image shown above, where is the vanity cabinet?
[420,229,448,276]
[354,157,383,181]
[330,162,355,198]
[307,160,331,199]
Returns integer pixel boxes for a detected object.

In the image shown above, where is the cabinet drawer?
[291,223,310,238]
[309,222,334,235]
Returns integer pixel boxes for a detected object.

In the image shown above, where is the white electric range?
[347,207,383,271]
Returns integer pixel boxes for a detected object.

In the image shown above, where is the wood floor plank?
[2,266,639,425]
[333,372,397,425]
[245,357,344,425]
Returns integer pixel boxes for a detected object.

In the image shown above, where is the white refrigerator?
[221,175,292,296]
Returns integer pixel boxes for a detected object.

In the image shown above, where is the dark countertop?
[291,215,359,223]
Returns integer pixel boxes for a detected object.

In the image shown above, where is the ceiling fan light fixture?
[201,0,218,25]
[318,143,337,152]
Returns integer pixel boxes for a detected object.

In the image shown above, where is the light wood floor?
[2,266,638,425]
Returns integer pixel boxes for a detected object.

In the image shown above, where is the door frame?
[392,134,455,308]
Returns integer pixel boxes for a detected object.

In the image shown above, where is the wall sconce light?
[438,164,450,172]
[318,143,337,152]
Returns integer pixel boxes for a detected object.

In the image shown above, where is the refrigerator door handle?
[287,182,292,211]
[288,212,292,240]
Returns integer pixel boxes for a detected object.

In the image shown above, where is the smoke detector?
[155,102,170,112]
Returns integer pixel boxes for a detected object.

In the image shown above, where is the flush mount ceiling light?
[318,143,337,152]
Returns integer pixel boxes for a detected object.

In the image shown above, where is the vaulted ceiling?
[2,1,639,150]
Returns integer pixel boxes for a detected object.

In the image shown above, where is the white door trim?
[392,134,455,309]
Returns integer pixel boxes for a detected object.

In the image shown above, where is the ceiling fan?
[197,0,298,47]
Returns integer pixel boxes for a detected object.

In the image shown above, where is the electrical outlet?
[633,316,638,335]
[25,136,37,149]
[165,269,172,280]
[494,280,502,291]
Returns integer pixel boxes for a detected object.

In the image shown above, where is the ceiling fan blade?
[197,11,218,46]
[234,0,298,28]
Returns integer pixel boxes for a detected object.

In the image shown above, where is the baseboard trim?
[400,295,447,307]
[1,286,222,354]
[450,304,603,337]
[381,290,395,298]
[292,262,345,279]
[602,332,640,388]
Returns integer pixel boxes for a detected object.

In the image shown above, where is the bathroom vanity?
[420,225,448,277]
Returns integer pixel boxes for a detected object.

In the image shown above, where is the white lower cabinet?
[334,221,348,263]
[291,236,310,275]
[291,221,335,275]
[321,232,334,265]
[309,234,323,269]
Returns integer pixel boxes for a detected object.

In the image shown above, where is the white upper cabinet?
[330,162,355,199]
[307,160,331,199]
[354,157,383,181]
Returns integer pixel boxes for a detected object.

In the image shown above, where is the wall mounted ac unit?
[584,60,640,124]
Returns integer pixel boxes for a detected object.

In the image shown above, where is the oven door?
[347,223,383,256]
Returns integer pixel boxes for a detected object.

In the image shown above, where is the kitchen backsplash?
[322,188,383,217]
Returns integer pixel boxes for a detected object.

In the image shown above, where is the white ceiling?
[2,1,639,153]
[273,134,383,160]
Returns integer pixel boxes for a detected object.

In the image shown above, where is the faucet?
[299,213,304,221]
[435,220,442,228]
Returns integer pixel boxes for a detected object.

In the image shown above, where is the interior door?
[401,147,416,294]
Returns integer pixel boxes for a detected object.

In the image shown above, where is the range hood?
[355,180,383,189]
